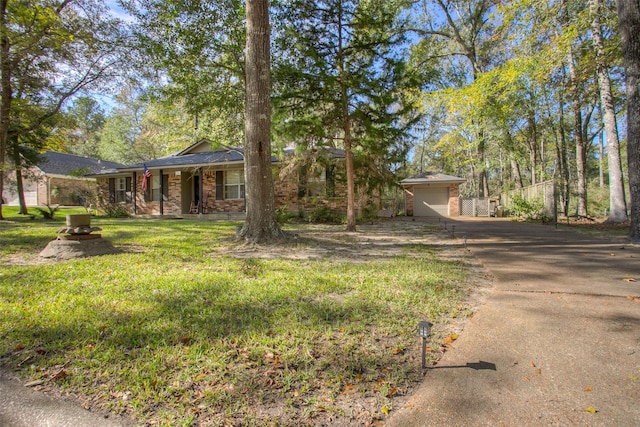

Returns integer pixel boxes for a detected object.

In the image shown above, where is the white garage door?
[414,186,449,217]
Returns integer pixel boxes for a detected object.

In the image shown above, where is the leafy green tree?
[122,0,245,139]
[273,0,419,231]
[0,0,126,219]
[410,0,503,198]
[62,97,106,158]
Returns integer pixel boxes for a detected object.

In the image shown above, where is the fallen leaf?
[342,384,357,395]
[535,368,542,375]
[392,347,404,355]
[381,406,390,415]
[523,377,530,381]
[623,278,637,282]
[585,407,598,413]
[14,343,25,351]
[629,376,638,381]
[444,334,458,344]
[386,387,398,397]
[584,387,592,392]
[530,361,536,368]
[50,370,68,381]
[626,295,640,303]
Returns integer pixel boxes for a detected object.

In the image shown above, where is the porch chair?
[189,200,200,214]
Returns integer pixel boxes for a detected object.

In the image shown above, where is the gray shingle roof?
[121,148,246,171]
[400,172,466,184]
[39,151,125,176]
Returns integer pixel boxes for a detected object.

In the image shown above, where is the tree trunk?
[557,88,571,216]
[12,147,27,214]
[599,128,604,188]
[616,0,640,242]
[337,0,356,232]
[528,113,538,185]
[477,132,489,197]
[511,157,523,189]
[591,0,628,222]
[240,0,281,243]
[0,0,11,220]
[568,46,588,217]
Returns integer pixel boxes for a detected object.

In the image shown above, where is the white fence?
[459,197,494,217]
[500,180,556,218]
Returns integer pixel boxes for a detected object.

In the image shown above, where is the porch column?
[159,168,164,215]
[198,167,203,214]
[132,172,137,215]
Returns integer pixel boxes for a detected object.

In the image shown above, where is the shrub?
[510,194,546,221]
[308,205,344,224]
[359,201,379,223]
[275,207,296,224]
[34,204,59,220]
[100,203,130,218]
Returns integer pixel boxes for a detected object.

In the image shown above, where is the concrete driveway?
[388,218,640,426]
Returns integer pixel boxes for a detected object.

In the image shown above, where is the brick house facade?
[94,141,351,217]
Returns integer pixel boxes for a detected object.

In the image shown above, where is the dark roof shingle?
[39,151,125,176]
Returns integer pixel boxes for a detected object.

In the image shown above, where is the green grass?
[0,217,469,426]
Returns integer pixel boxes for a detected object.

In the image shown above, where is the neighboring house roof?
[39,151,125,177]
[400,172,466,185]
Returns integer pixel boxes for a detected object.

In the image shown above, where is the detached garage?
[401,172,466,218]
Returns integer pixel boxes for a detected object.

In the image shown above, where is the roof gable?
[175,139,217,155]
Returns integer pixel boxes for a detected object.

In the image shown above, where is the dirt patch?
[39,237,122,259]
[217,218,464,261]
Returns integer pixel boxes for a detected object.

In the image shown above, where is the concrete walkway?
[388,218,640,426]
[0,370,129,427]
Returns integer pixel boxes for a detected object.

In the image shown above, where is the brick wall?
[404,186,414,216]
[449,184,460,217]
[97,163,358,217]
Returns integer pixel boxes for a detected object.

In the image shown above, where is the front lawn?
[0,216,472,426]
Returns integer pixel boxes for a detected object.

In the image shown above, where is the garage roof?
[401,172,466,185]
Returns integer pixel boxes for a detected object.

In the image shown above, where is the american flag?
[142,165,152,192]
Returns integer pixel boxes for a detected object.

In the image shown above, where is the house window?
[116,177,131,203]
[298,166,334,198]
[224,170,245,200]
[109,177,131,203]
[307,168,326,197]
[150,174,169,202]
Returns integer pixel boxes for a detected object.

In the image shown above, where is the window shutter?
[326,165,335,197]
[125,177,132,203]
[297,166,307,199]
[108,178,116,203]
[216,171,224,200]
[162,174,169,200]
